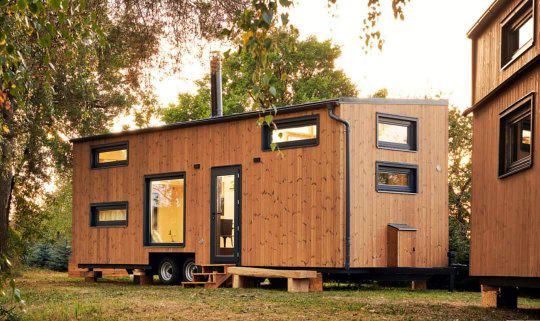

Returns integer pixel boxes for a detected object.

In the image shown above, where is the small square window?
[377,113,418,151]
[262,115,319,151]
[499,93,534,178]
[376,162,418,194]
[90,202,128,227]
[501,0,534,68]
[91,142,128,168]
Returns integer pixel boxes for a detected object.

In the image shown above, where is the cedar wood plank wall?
[72,108,345,268]
[341,103,449,268]
[472,0,540,105]
[470,0,540,278]
[470,66,540,277]
[71,102,448,270]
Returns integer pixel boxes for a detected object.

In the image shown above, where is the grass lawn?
[6,269,540,321]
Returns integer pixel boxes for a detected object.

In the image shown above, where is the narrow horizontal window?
[377,113,418,151]
[499,93,534,178]
[145,173,186,246]
[376,162,418,194]
[90,202,128,227]
[262,115,319,151]
[501,0,534,68]
[91,142,128,168]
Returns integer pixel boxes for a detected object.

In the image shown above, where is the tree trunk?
[0,170,13,257]
[0,92,15,257]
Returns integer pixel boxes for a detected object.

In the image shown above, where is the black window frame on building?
[498,92,535,178]
[261,115,319,151]
[90,202,128,227]
[376,113,418,152]
[376,161,419,194]
[143,172,187,247]
[501,0,535,69]
[91,141,129,169]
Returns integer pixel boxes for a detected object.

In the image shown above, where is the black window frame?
[501,0,535,69]
[143,172,187,247]
[91,141,129,169]
[90,202,128,227]
[376,113,418,152]
[261,115,319,151]
[376,161,419,194]
[498,92,535,178]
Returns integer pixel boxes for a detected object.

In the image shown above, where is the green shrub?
[25,240,71,272]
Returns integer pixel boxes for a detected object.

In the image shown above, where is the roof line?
[70,100,338,143]
[467,0,509,38]
[71,97,448,143]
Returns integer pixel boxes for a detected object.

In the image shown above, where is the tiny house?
[466,0,540,308]
[70,96,449,285]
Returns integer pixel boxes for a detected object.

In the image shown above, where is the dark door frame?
[210,165,242,265]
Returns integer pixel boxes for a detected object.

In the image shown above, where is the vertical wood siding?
[472,0,540,105]
[341,103,449,268]
[470,66,540,277]
[72,108,345,268]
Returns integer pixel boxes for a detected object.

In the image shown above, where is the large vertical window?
[501,0,534,68]
[90,202,128,227]
[376,162,418,194]
[91,142,128,168]
[377,113,418,151]
[145,173,186,246]
[499,93,534,178]
[262,115,319,150]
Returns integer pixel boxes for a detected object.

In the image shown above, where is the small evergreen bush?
[25,239,71,271]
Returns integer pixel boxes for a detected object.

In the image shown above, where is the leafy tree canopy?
[448,107,472,264]
[162,28,358,123]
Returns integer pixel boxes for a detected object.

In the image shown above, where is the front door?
[210,166,241,264]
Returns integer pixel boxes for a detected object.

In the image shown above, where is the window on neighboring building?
[499,93,534,178]
[377,113,418,151]
[376,162,418,194]
[91,142,128,168]
[262,115,319,150]
[501,0,534,68]
[145,173,186,246]
[90,202,128,227]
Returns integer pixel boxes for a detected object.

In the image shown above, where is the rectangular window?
[90,202,128,227]
[377,113,418,151]
[91,142,128,168]
[376,162,418,194]
[144,173,186,246]
[262,115,319,151]
[501,0,534,68]
[499,93,534,178]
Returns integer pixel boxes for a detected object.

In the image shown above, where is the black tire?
[182,257,199,282]
[157,257,181,285]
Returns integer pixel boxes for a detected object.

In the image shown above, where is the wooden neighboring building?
[70,97,449,285]
[466,0,540,308]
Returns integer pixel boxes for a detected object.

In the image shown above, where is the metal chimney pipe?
[210,52,223,117]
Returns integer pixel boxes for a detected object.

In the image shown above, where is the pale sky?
[151,0,492,113]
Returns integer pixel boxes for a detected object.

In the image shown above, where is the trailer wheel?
[157,257,181,285]
[182,257,199,282]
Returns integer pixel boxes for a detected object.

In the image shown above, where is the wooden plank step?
[227,267,318,279]
[182,281,215,288]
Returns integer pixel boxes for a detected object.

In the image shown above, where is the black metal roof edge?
[70,99,339,143]
[70,97,448,143]
[467,0,508,38]
[339,97,448,106]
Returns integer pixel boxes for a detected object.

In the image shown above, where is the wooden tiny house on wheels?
[69,96,449,289]
[466,0,540,308]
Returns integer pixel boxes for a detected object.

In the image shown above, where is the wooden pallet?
[227,267,323,293]
[181,264,234,289]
